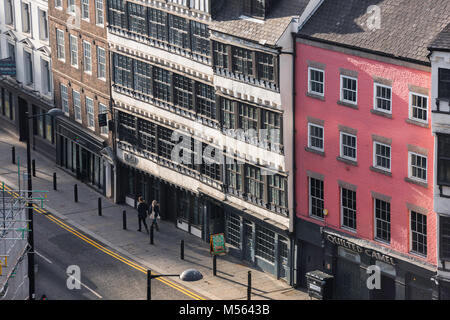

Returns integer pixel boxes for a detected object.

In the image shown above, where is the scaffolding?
[0,183,48,299]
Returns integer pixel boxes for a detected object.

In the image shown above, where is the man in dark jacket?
[137,196,149,233]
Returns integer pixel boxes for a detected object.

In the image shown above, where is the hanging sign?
[210,233,226,255]
[0,57,16,76]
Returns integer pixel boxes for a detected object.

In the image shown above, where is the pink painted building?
[293,0,450,300]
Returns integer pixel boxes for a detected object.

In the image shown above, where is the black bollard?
[11,146,15,164]
[98,197,102,216]
[32,159,36,177]
[180,240,184,260]
[247,271,252,300]
[213,255,217,276]
[74,184,78,202]
[53,173,57,191]
[123,210,127,230]
[147,270,152,300]
[150,224,154,245]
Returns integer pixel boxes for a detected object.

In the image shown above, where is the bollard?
[123,210,127,230]
[11,146,15,164]
[213,255,217,276]
[180,240,184,260]
[53,173,57,191]
[98,197,102,216]
[74,184,78,202]
[32,159,36,177]
[247,271,252,300]
[147,270,152,300]
[150,224,154,245]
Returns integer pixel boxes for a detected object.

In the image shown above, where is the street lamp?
[147,268,203,300]
[25,107,64,300]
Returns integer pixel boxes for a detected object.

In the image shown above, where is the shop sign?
[210,233,226,255]
[326,234,396,266]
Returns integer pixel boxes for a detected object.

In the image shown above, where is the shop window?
[255,225,275,263]
[226,212,241,249]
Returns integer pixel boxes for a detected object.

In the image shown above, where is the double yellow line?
[1,183,205,300]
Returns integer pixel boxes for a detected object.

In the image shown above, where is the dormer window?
[242,0,268,19]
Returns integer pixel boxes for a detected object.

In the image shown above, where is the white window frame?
[373,83,393,114]
[69,34,78,68]
[73,90,82,122]
[340,132,357,161]
[60,83,69,115]
[308,177,324,221]
[340,187,357,232]
[373,141,391,172]
[55,0,63,10]
[308,67,325,97]
[82,0,90,21]
[85,96,95,129]
[409,210,427,257]
[97,46,106,80]
[83,40,92,74]
[21,1,31,34]
[23,49,34,86]
[67,0,76,14]
[41,58,51,95]
[99,103,108,136]
[308,123,324,152]
[408,152,428,183]
[95,0,104,26]
[56,29,65,61]
[373,198,391,245]
[340,75,358,105]
[5,0,15,26]
[409,92,429,124]
[38,8,49,41]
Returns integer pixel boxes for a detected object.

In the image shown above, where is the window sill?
[337,156,358,166]
[309,214,325,222]
[305,146,325,157]
[374,238,391,246]
[341,226,357,234]
[404,177,428,188]
[370,166,392,176]
[337,100,358,110]
[371,109,392,119]
[405,118,429,128]
[409,251,427,259]
[306,92,325,101]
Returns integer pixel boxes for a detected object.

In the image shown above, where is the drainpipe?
[291,31,298,288]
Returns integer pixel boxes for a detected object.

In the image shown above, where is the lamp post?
[25,107,64,300]
[147,268,203,300]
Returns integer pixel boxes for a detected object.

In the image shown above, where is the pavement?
[0,128,310,300]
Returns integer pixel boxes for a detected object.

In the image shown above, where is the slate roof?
[298,0,450,64]
[209,0,310,46]
[429,23,450,52]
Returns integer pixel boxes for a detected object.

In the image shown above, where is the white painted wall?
[0,0,52,103]
[430,50,450,276]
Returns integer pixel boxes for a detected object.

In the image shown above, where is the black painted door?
[335,258,361,300]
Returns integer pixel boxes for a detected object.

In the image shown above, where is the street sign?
[98,113,107,127]
[0,57,16,76]
[210,233,226,255]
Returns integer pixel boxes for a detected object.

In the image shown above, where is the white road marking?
[75,278,103,299]
[35,250,52,264]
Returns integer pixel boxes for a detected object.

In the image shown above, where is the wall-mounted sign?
[210,233,226,255]
[326,234,396,266]
[0,57,16,76]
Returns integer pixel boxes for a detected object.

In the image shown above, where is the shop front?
[323,230,437,300]
[56,117,108,194]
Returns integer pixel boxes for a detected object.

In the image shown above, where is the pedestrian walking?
[150,200,160,231]
[137,196,149,233]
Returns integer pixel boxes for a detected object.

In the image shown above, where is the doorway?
[243,220,253,263]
